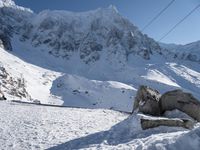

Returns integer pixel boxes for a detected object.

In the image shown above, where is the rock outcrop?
[160,90,200,122]
[0,66,31,99]
[134,86,200,129]
[133,85,161,116]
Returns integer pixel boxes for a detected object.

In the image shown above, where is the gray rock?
[134,86,200,129]
[133,85,161,116]
[160,90,200,122]
[0,66,31,100]
[134,86,200,122]
[141,118,195,130]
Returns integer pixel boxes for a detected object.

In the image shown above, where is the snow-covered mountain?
[160,41,200,63]
[1,2,162,61]
[1,1,200,149]
[0,0,200,113]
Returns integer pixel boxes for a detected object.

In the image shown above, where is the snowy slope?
[0,46,137,112]
[2,36,200,112]
[1,101,200,150]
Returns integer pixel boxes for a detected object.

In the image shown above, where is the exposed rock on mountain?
[30,12,162,62]
[0,0,163,65]
[0,65,31,99]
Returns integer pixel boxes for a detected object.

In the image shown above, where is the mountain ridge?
[160,40,200,63]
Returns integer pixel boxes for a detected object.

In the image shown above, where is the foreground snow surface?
[1,101,200,150]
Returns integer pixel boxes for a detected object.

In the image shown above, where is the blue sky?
[14,0,200,44]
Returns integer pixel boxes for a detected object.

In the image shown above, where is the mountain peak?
[0,0,33,13]
[0,0,15,7]
[108,5,118,13]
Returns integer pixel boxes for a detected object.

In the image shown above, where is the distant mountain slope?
[160,41,200,63]
[0,0,162,63]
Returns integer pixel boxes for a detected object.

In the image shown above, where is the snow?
[0,46,62,102]
[169,63,200,88]
[0,0,33,12]
[0,101,127,149]
[142,69,180,87]
[1,101,200,150]
[0,42,137,112]
[1,0,200,113]
[160,41,200,63]
[1,2,200,149]
[0,0,15,7]
[51,74,136,112]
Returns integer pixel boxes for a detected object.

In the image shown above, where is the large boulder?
[160,90,200,122]
[134,86,200,129]
[134,87,200,122]
[133,85,161,116]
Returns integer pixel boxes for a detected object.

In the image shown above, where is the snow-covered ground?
[1,1,200,149]
[1,101,200,150]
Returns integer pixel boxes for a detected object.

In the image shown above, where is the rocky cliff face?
[27,8,162,63]
[0,1,163,66]
[0,0,33,51]
[0,65,31,99]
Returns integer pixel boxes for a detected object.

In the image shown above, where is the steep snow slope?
[2,36,200,112]
[0,46,137,112]
[1,101,200,150]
